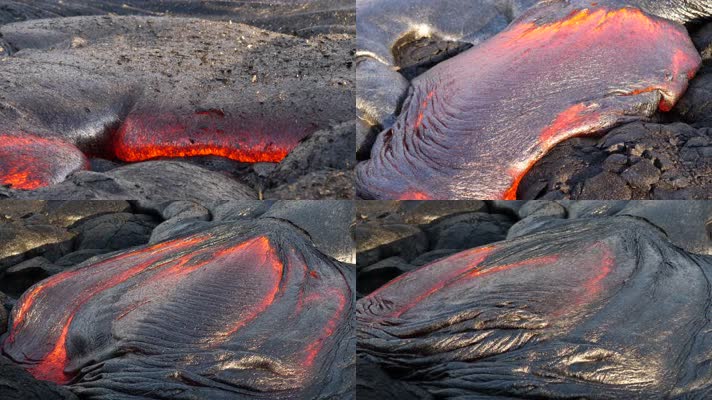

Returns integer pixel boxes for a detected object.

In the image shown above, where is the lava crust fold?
[2,219,354,400]
[356,1,701,199]
[357,217,712,397]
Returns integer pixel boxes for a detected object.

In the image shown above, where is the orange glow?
[581,243,614,300]
[397,191,432,200]
[6,235,207,383]
[464,255,560,279]
[502,171,524,201]
[373,246,495,317]
[539,104,591,145]
[362,5,700,200]
[302,288,347,367]
[492,8,699,200]
[113,113,302,163]
[414,91,435,129]
[0,134,88,190]
[9,235,205,341]
[27,315,74,383]
[214,237,284,339]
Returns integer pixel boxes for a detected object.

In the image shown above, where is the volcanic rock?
[354,223,428,266]
[71,212,157,251]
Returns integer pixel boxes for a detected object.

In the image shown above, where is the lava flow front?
[112,111,308,163]
[0,134,88,190]
[2,220,353,399]
[356,3,700,200]
[357,217,711,397]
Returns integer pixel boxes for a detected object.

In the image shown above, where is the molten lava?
[113,112,306,163]
[356,4,700,199]
[0,134,88,190]
[2,221,353,398]
[0,110,316,190]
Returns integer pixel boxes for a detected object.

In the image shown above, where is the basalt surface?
[0,0,355,36]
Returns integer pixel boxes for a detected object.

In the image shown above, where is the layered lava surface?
[355,2,701,199]
[2,220,354,399]
[357,217,712,397]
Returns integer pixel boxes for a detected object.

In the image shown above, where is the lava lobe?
[357,217,712,397]
[2,219,354,399]
[356,1,701,199]
[0,134,88,190]
[113,111,303,163]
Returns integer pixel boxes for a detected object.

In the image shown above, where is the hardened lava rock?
[0,15,353,190]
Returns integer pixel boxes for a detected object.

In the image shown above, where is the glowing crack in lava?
[113,111,306,163]
[357,217,712,397]
[0,110,312,190]
[0,134,88,190]
[2,220,353,399]
[356,3,701,199]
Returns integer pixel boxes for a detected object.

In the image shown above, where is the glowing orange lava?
[358,4,700,200]
[113,113,300,163]
[493,8,698,199]
[397,191,433,200]
[303,288,347,367]
[27,315,74,383]
[0,134,88,190]
[6,235,207,383]
[371,246,495,317]
[215,237,283,339]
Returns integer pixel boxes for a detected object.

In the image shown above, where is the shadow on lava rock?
[0,2,355,199]
[1,216,355,399]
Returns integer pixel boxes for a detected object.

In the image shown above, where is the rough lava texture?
[355,0,536,156]
[520,122,712,199]
[356,0,702,199]
[355,201,712,398]
[0,4,354,199]
[0,0,355,37]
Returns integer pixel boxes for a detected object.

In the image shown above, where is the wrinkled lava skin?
[356,0,703,199]
[0,134,88,189]
[357,217,712,398]
[2,219,354,399]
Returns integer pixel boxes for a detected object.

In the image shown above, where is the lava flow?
[357,217,712,397]
[0,134,88,190]
[113,111,306,163]
[0,110,313,190]
[2,220,353,399]
[356,3,701,199]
